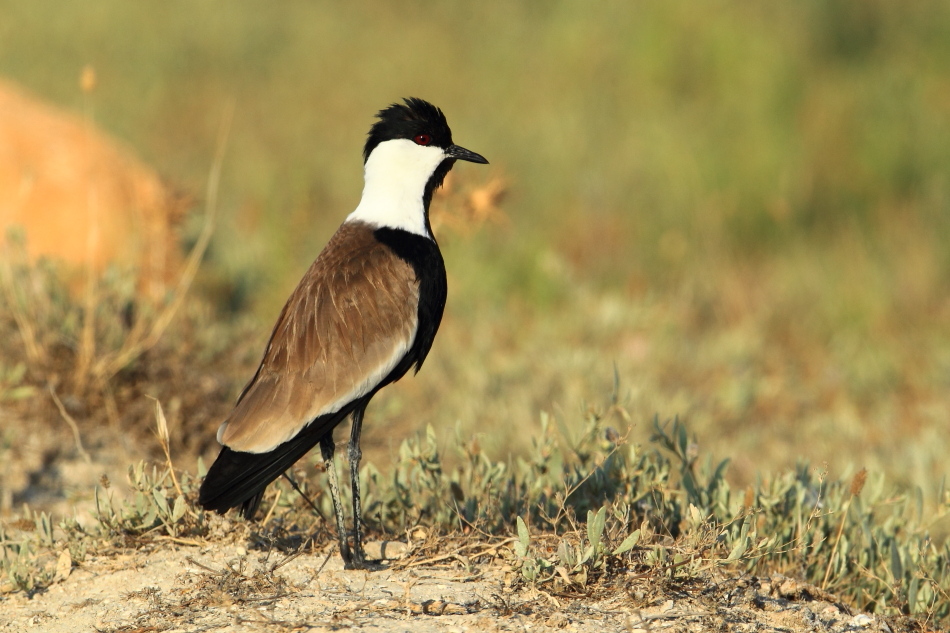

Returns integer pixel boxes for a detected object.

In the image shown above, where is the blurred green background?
[2,1,949,504]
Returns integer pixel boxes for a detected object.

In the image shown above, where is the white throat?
[345,138,446,237]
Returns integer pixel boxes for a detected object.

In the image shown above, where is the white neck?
[345,138,446,237]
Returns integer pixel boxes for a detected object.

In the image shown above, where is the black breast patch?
[373,227,447,378]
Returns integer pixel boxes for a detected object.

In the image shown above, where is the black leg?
[347,404,367,569]
[320,435,352,566]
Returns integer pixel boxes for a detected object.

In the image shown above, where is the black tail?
[198,404,360,519]
[198,446,291,519]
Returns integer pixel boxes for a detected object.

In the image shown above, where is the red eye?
[413,134,432,146]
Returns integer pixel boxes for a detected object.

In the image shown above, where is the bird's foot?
[343,542,366,570]
[341,540,384,570]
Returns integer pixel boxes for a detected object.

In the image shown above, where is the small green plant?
[3,400,949,627]
[0,362,35,403]
[513,516,550,583]
[0,508,83,594]
[94,464,191,538]
[94,399,204,540]
[333,410,950,623]
[514,506,642,589]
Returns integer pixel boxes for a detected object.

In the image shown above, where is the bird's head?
[351,98,488,237]
[363,97,488,167]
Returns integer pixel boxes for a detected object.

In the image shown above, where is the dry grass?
[1,3,950,630]
[2,2,948,498]
[3,406,948,628]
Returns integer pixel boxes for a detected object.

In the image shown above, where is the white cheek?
[372,139,445,177]
[346,139,446,237]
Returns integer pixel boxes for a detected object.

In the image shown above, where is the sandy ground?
[1,538,905,633]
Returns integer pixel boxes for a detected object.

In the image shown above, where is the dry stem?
[93,100,235,382]
[49,384,92,464]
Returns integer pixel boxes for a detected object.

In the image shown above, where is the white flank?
[345,138,446,237]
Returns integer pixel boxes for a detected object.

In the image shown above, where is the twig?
[281,472,327,522]
[629,608,713,625]
[74,184,99,392]
[75,69,100,393]
[98,376,122,429]
[554,441,624,528]
[184,556,219,573]
[268,539,310,573]
[153,535,203,547]
[261,489,282,526]
[49,384,91,464]
[822,468,866,589]
[311,548,334,579]
[93,99,235,382]
[148,396,182,496]
[396,537,517,570]
[626,554,698,580]
[0,253,42,364]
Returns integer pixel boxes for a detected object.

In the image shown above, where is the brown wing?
[218,222,419,453]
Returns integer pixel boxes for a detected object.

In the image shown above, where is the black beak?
[446,144,489,164]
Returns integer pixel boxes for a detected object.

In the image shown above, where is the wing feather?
[218,222,419,453]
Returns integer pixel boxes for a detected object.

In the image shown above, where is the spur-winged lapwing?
[198,98,488,569]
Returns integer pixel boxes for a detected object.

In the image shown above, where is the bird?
[197,97,488,569]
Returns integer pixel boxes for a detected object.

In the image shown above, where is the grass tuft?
[2,401,948,625]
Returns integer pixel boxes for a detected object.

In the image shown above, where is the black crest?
[363,97,454,162]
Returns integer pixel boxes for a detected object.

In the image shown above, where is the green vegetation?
[2,1,947,494]
[1,1,949,628]
[2,409,948,624]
